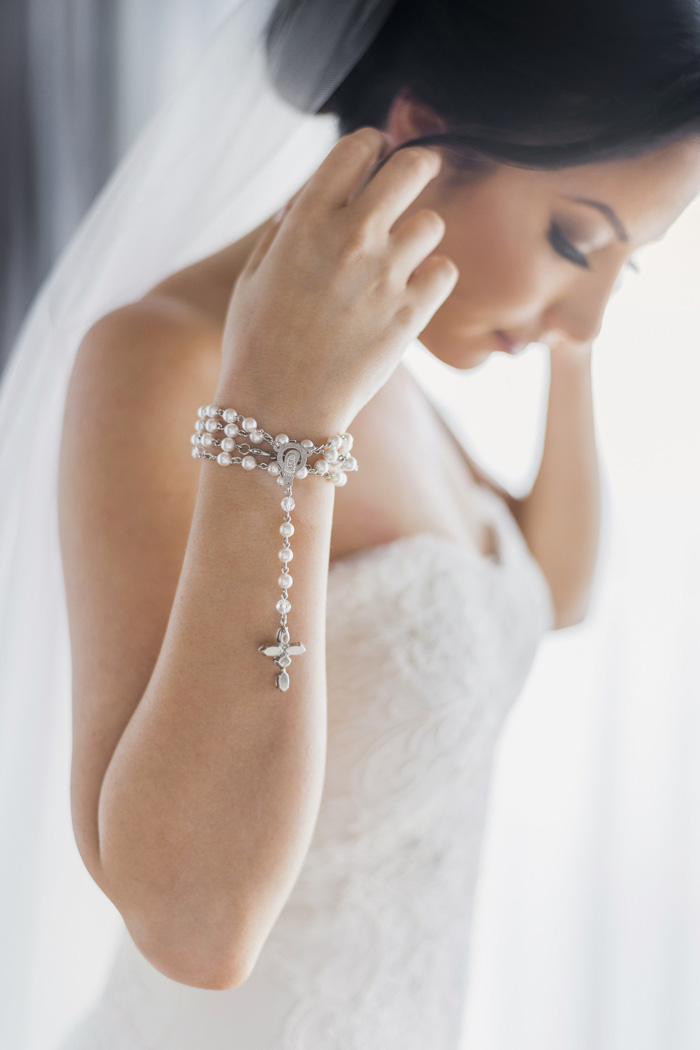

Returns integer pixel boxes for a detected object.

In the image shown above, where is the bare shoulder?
[59,294,223,540]
[61,293,224,507]
[69,294,222,403]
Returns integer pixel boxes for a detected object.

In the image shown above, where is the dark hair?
[267,0,700,175]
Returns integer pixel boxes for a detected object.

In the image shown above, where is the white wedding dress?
[58,413,554,1050]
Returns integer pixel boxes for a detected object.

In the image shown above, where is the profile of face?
[382,91,700,368]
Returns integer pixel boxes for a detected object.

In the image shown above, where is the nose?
[540,264,620,346]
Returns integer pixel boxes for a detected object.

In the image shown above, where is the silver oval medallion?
[276,440,308,481]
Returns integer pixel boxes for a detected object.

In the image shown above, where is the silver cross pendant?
[258,624,306,692]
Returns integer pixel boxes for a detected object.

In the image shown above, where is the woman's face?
[383,93,700,367]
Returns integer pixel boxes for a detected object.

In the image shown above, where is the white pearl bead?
[190,433,198,445]
[206,404,219,418]
[276,475,288,486]
[249,429,264,443]
[267,463,280,475]
[198,405,207,419]
[300,439,314,448]
[278,547,293,561]
[195,419,205,432]
[276,598,291,614]
[324,447,339,463]
[217,451,232,466]
[314,459,329,474]
[275,433,289,445]
[344,456,358,471]
[191,447,200,458]
[279,573,292,587]
[242,455,257,470]
[223,408,238,423]
[205,418,219,433]
[329,435,343,449]
[221,437,236,452]
[243,416,257,431]
[281,496,295,511]
[224,423,239,438]
[332,471,348,486]
[341,433,353,450]
[201,433,214,447]
[296,466,308,479]
[280,521,294,537]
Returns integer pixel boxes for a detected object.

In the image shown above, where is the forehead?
[499,137,700,245]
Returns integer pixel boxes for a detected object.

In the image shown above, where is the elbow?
[123,907,256,991]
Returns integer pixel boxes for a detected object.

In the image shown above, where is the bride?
[4,0,700,1047]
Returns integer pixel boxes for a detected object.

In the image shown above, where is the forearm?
[97,383,340,988]
[512,341,602,627]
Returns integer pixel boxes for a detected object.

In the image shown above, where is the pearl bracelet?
[191,404,357,692]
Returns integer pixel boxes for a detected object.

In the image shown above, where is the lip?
[494,331,530,354]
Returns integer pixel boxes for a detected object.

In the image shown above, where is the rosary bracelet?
[191,404,357,692]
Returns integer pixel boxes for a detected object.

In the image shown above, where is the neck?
[146,208,281,329]
[148,178,314,327]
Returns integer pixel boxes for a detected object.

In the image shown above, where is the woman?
[5,0,700,1047]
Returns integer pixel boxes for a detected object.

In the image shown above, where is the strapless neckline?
[329,527,498,570]
[328,482,556,630]
[328,377,524,573]
[329,476,519,570]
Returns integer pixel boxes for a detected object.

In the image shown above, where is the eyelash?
[548,221,641,274]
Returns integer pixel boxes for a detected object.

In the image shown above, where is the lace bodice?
[59,483,554,1050]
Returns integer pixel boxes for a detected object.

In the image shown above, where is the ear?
[383,87,448,150]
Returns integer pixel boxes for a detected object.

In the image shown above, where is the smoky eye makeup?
[547,219,642,274]
[547,220,591,269]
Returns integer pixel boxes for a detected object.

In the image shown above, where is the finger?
[389,208,447,285]
[273,180,307,223]
[405,255,459,329]
[292,127,390,214]
[351,144,443,234]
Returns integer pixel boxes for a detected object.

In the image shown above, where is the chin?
[420,331,496,371]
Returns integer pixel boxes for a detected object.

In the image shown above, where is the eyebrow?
[560,195,629,242]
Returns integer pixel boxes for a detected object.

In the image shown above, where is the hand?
[217,127,459,434]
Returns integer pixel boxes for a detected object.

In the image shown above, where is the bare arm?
[60,128,455,991]
[508,339,602,628]
[60,306,340,991]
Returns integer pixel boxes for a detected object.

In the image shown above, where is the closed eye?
[548,221,590,269]
[548,221,641,274]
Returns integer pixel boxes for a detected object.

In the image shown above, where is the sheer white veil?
[0,1,397,1043]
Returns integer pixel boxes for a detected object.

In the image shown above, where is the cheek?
[425,186,554,333]
[418,221,549,364]
[445,220,541,319]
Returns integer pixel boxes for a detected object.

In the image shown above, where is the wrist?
[191,390,355,693]
[548,336,594,374]
[213,380,351,449]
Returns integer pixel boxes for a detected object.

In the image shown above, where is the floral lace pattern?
[59,487,554,1049]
